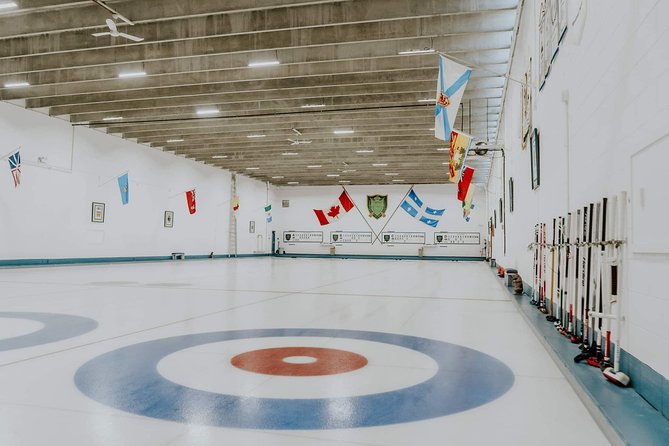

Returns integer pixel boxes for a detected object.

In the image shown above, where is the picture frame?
[249,220,255,233]
[164,210,174,228]
[509,177,515,213]
[91,202,105,223]
[530,128,541,190]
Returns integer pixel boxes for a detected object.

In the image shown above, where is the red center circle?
[230,346,368,376]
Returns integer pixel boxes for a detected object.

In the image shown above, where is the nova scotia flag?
[401,189,445,228]
[434,55,472,141]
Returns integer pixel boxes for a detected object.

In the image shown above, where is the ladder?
[228,174,238,257]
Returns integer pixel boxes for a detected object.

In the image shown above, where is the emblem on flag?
[434,55,472,141]
[117,173,129,205]
[313,190,355,226]
[8,150,21,188]
[232,196,240,212]
[367,194,388,219]
[185,189,196,215]
[449,130,472,183]
[400,189,445,228]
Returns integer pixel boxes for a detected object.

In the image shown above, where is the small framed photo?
[530,128,541,190]
[249,220,255,233]
[164,210,174,228]
[91,202,105,223]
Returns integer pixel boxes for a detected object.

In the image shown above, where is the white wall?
[0,102,271,259]
[491,0,669,378]
[274,184,487,257]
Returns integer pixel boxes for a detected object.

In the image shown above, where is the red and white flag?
[314,191,354,225]
[185,189,196,214]
[457,166,475,201]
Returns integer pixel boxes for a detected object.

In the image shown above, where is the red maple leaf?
[327,205,341,218]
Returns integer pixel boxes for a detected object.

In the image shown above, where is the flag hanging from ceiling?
[400,188,445,228]
[266,215,273,223]
[117,173,129,205]
[457,166,475,201]
[449,130,472,183]
[265,203,272,224]
[434,55,472,141]
[264,204,272,213]
[462,184,476,222]
[232,196,240,212]
[185,189,196,214]
[8,150,21,188]
[314,190,354,226]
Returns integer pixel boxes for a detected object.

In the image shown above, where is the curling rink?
[0,258,609,445]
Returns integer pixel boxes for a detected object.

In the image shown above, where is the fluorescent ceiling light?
[247,134,266,138]
[437,148,449,151]
[118,71,146,78]
[246,167,260,170]
[0,2,18,10]
[333,129,354,135]
[282,152,299,156]
[102,116,123,121]
[384,172,399,176]
[287,181,299,185]
[429,128,435,131]
[248,60,280,67]
[196,108,219,116]
[392,179,405,182]
[4,81,30,88]
[339,180,351,183]
[271,176,284,179]
[355,149,374,153]
[307,165,322,168]
[441,162,449,165]
[301,104,326,108]
[341,169,357,173]
[372,163,388,167]
[211,155,227,159]
[326,174,340,177]
[418,98,436,103]
[166,139,184,143]
[398,48,436,55]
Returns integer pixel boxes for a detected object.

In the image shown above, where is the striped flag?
[8,150,21,187]
[449,130,473,183]
[314,190,354,225]
[435,55,472,141]
[401,188,445,228]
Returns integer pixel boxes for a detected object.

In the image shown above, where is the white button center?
[282,356,318,364]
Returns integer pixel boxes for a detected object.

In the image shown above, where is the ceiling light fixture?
[339,180,351,183]
[287,181,299,185]
[118,71,146,78]
[372,163,388,167]
[196,108,219,116]
[102,116,123,121]
[166,139,184,143]
[307,165,322,168]
[246,167,260,170]
[418,98,436,103]
[355,149,374,153]
[271,176,284,179]
[326,174,340,177]
[392,179,405,182]
[248,60,280,68]
[333,129,354,135]
[4,81,30,88]
[301,104,326,108]
[247,134,266,138]
[211,155,227,159]
[282,152,299,156]
[0,2,18,10]
[398,48,436,55]
[384,173,399,176]
[437,148,449,151]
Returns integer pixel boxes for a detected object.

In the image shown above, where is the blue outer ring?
[75,328,514,429]
[0,312,98,352]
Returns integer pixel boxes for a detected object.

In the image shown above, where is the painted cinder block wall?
[0,102,273,259]
[489,0,669,388]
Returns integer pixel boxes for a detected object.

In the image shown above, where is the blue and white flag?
[117,172,129,205]
[401,189,445,228]
[434,55,472,141]
[8,150,21,187]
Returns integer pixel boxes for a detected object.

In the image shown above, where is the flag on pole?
[8,150,21,188]
[266,215,273,223]
[314,190,354,226]
[449,130,472,183]
[232,196,240,212]
[117,173,129,205]
[457,166,475,201]
[462,184,476,222]
[264,204,272,213]
[434,55,472,141]
[400,188,445,227]
[264,203,272,223]
[186,189,196,214]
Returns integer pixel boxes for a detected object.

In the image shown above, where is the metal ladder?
[228,174,238,257]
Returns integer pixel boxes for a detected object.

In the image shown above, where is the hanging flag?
[313,190,355,226]
[186,189,196,214]
[462,184,476,222]
[117,173,129,205]
[8,150,21,188]
[400,188,445,228]
[449,130,472,183]
[457,166,475,201]
[232,196,240,212]
[266,215,273,223]
[434,55,472,141]
[264,204,272,213]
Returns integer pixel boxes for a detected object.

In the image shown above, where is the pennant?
[462,184,476,222]
[400,188,445,227]
[266,215,273,223]
[435,55,472,141]
[313,190,354,226]
[8,150,21,188]
[232,196,240,212]
[449,130,472,183]
[117,173,129,205]
[186,189,196,214]
[264,204,272,213]
[457,166,475,201]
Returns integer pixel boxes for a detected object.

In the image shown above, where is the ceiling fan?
[92,18,144,42]
[287,128,312,145]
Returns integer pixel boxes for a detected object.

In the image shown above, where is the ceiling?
[0,0,518,186]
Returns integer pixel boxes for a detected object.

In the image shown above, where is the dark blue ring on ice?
[0,312,98,351]
[74,328,514,429]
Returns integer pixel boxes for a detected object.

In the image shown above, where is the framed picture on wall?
[530,128,541,190]
[249,220,255,233]
[91,202,105,223]
[164,210,174,228]
[509,177,515,213]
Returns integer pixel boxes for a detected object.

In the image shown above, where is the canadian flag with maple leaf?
[313,190,355,225]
